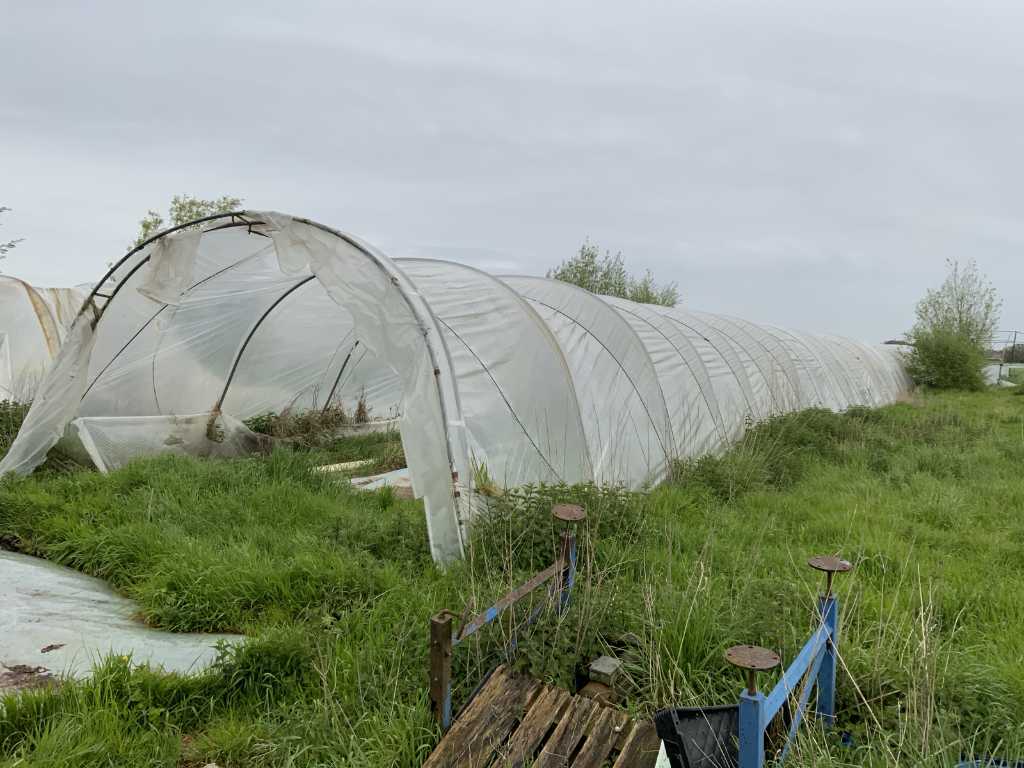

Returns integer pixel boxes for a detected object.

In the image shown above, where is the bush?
[904,329,988,391]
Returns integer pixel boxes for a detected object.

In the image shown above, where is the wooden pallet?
[424,665,660,768]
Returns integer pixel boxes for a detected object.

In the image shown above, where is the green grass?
[1,389,1024,765]
[0,400,30,461]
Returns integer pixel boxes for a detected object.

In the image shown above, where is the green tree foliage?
[0,205,23,260]
[911,258,1000,348]
[548,240,678,306]
[905,259,1000,390]
[134,194,243,247]
[905,328,988,391]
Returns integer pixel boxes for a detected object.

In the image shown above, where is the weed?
[353,388,370,424]
[244,403,353,445]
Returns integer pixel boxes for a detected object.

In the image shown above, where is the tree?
[134,194,243,247]
[904,259,1001,391]
[548,241,679,306]
[0,206,23,261]
[911,258,1000,349]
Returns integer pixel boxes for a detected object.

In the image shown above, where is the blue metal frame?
[429,529,578,731]
[738,593,840,768]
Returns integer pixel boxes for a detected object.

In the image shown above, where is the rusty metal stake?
[807,555,852,597]
[725,644,781,694]
[429,610,455,730]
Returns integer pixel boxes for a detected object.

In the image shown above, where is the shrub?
[904,329,987,391]
[911,258,1000,349]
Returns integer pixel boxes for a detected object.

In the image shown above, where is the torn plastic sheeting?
[136,228,203,306]
[258,216,465,562]
[0,276,89,401]
[0,306,100,476]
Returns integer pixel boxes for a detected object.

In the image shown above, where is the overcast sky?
[2,1,1021,341]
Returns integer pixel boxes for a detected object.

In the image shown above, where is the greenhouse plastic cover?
[0,276,88,400]
[0,212,912,563]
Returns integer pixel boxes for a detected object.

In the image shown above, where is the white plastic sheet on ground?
[0,276,87,400]
[0,211,913,563]
[1,550,241,682]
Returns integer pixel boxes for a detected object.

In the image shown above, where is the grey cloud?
[2,0,1021,339]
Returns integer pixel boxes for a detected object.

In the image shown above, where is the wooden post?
[429,612,454,731]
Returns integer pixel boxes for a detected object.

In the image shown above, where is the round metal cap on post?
[551,504,586,615]
[551,503,587,524]
[725,644,780,695]
[808,555,852,597]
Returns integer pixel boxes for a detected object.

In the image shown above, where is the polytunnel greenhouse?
[0,275,87,401]
[0,211,912,562]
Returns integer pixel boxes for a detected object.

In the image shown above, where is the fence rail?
[428,503,584,731]
[657,554,850,768]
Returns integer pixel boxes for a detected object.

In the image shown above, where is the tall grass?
[1,390,1023,765]
[0,399,30,461]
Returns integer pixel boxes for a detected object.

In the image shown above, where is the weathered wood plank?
[610,719,661,768]
[496,684,573,768]
[424,666,540,768]
[533,696,601,768]
[572,708,630,767]
[426,665,663,768]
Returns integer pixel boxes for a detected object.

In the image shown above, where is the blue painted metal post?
[816,594,839,726]
[726,644,780,767]
[557,529,577,616]
[552,503,584,617]
[738,690,767,768]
